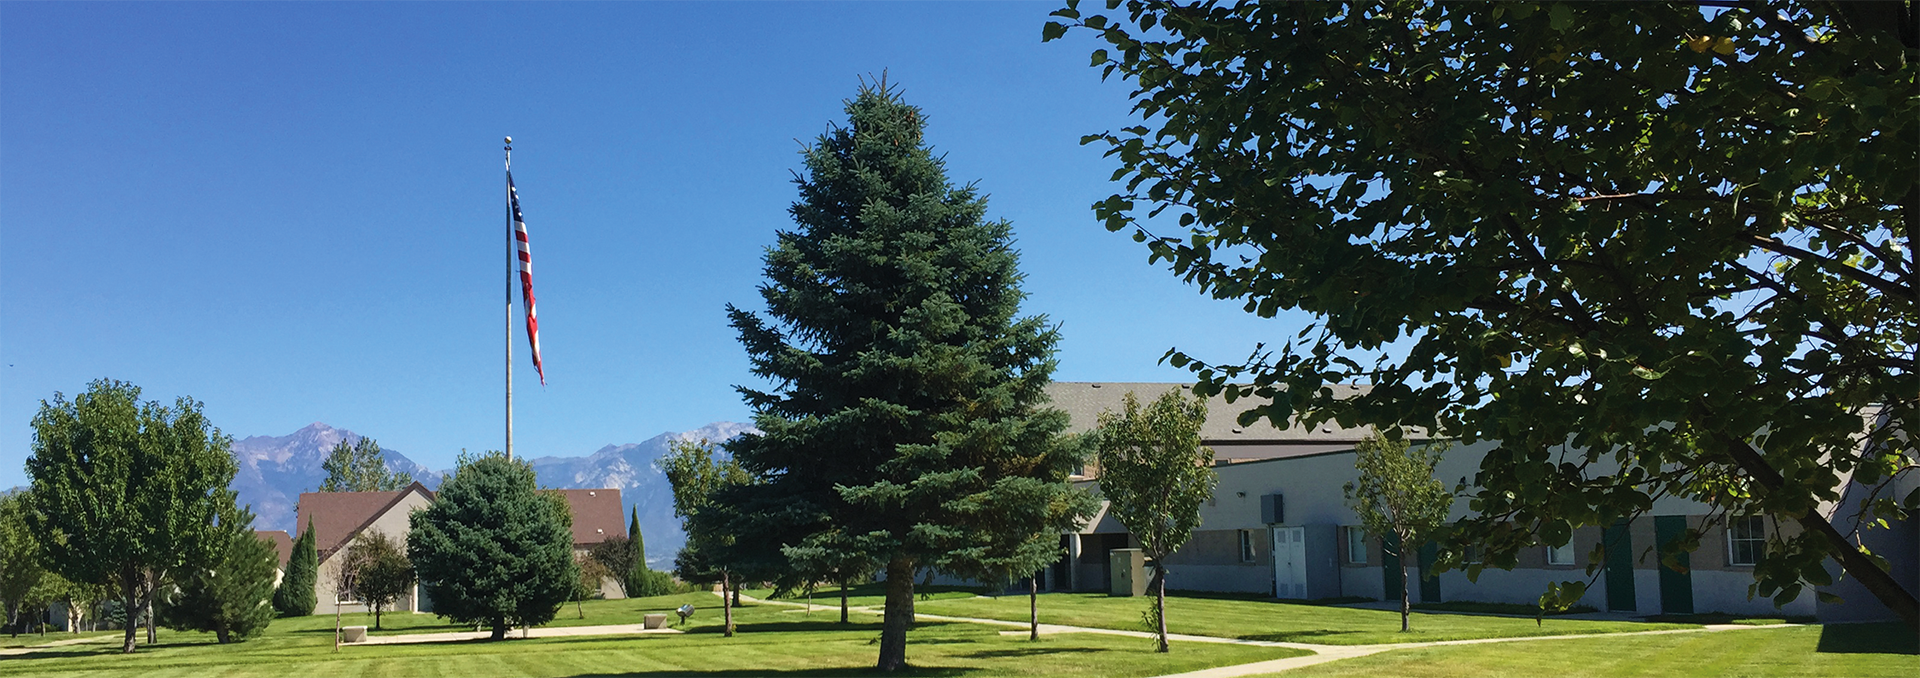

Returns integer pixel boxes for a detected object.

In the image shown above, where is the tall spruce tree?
[273,521,318,617]
[407,451,577,641]
[158,504,278,643]
[724,79,1079,671]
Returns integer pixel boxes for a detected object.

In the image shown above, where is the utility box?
[1109,548,1147,597]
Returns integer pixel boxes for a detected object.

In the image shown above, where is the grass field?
[910,591,1698,645]
[1270,622,1919,677]
[0,593,1303,678]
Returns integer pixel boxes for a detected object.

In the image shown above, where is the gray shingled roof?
[1041,382,1373,444]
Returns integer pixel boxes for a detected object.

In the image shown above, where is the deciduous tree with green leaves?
[0,492,46,636]
[721,79,1080,670]
[1344,431,1455,632]
[25,379,239,652]
[407,452,577,641]
[273,521,319,617]
[1094,389,1217,653]
[157,504,278,643]
[661,438,750,637]
[341,530,413,630]
[320,437,412,493]
[1048,0,1918,626]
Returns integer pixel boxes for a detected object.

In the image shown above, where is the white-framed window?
[1238,530,1257,563]
[1727,515,1765,566]
[1462,544,1482,565]
[1344,526,1367,564]
[1546,542,1575,566]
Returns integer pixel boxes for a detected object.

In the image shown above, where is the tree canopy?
[319,437,412,493]
[721,79,1085,670]
[407,452,576,640]
[1048,0,1917,625]
[0,492,46,635]
[158,504,278,643]
[341,530,413,630]
[25,379,240,652]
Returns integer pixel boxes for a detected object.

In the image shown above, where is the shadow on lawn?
[1236,629,1362,643]
[959,646,1103,659]
[563,670,967,677]
[1816,622,1918,655]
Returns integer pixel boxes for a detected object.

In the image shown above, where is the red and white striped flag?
[507,172,545,385]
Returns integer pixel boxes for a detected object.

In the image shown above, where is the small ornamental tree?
[25,379,238,653]
[1344,431,1454,632]
[320,437,412,493]
[661,439,750,637]
[343,531,413,630]
[273,522,319,617]
[159,504,278,643]
[1094,390,1217,653]
[588,536,636,598]
[408,452,577,641]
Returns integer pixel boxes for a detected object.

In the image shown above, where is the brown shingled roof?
[294,481,435,559]
[255,530,293,568]
[550,489,626,547]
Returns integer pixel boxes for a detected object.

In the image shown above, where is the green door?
[1382,533,1403,602]
[1654,516,1693,615]
[1604,519,1636,612]
[1418,541,1441,603]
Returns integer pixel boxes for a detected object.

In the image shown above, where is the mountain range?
[230,421,754,567]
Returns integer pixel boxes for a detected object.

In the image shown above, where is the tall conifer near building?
[724,79,1079,671]
[274,521,319,617]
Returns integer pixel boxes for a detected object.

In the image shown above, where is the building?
[294,482,628,613]
[1048,382,1917,622]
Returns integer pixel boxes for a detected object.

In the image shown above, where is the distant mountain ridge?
[231,421,754,567]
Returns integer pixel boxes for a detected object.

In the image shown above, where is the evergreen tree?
[407,451,577,641]
[723,80,1079,671]
[273,521,318,617]
[158,504,278,643]
[25,379,238,653]
[319,437,412,493]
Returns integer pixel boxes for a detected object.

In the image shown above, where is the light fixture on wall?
[1236,492,1246,498]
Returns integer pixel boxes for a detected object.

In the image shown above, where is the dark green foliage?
[158,505,278,643]
[1049,1,1918,625]
[722,80,1083,669]
[589,536,638,598]
[273,522,318,617]
[407,452,577,640]
[25,379,239,652]
[0,493,46,635]
[630,507,647,572]
[341,530,413,630]
[319,437,412,492]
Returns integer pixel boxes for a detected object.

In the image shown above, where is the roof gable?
[294,481,434,559]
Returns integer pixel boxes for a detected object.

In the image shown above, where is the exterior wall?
[576,546,626,599]
[315,491,433,614]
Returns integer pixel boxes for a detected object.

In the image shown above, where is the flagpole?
[504,136,514,462]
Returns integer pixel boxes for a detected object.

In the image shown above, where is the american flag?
[507,171,545,385]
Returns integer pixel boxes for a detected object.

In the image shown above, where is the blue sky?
[0,1,1308,485]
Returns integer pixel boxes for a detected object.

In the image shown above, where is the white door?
[1271,526,1307,599]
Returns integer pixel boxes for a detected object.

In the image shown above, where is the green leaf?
[1548,4,1573,31]
[1092,49,1109,67]
[1042,21,1068,42]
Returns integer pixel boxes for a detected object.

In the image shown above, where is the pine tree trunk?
[876,557,914,671]
[1153,566,1169,653]
[840,579,849,624]
[722,574,734,638]
[1028,576,1039,641]
[489,616,507,641]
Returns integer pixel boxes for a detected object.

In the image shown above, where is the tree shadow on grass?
[1236,630,1358,643]
[682,621,952,635]
[562,669,968,677]
[958,646,1103,659]
[1816,622,1918,655]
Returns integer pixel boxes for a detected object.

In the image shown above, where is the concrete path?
[0,633,118,657]
[352,623,681,646]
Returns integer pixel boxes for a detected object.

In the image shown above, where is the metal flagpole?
[505,136,514,462]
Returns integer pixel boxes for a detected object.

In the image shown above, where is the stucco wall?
[315,491,433,614]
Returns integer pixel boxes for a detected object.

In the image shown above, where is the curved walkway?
[730,591,1801,677]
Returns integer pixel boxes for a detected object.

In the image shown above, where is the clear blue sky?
[0,1,1310,486]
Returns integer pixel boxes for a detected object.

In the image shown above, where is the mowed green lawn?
[0,593,1303,678]
[911,591,1698,645]
[1271,622,1919,677]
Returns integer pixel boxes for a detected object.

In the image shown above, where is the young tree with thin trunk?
[661,439,750,637]
[342,531,413,630]
[1344,431,1454,632]
[1094,389,1217,653]
[25,379,238,653]
[723,78,1074,672]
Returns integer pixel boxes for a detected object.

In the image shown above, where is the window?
[1546,542,1576,566]
[336,574,358,604]
[1727,516,1765,566]
[1462,544,1482,565]
[1239,530,1257,563]
[1344,527,1367,564]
